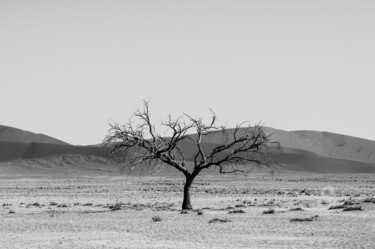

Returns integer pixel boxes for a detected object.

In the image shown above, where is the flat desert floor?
[1,173,375,248]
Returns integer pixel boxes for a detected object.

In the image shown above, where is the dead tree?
[103,101,279,210]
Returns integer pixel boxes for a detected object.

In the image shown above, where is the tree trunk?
[182,175,194,210]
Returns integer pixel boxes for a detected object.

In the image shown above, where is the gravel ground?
[1,173,374,248]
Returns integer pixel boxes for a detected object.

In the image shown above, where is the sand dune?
[191,127,375,164]
[174,140,375,173]
[194,126,375,164]
[1,124,375,174]
[0,141,105,162]
[0,155,118,176]
[0,125,106,163]
[179,128,375,173]
[0,141,30,162]
[272,148,375,173]
[0,125,69,145]
[290,130,375,163]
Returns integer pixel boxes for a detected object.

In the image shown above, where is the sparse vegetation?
[0,173,374,248]
[321,200,330,205]
[363,197,375,203]
[262,208,275,214]
[152,216,162,222]
[343,206,363,211]
[109,203,122,211]
[328,204,347,210]
[290,215,319,222]
[289,207,304,212]
[57,204,68,208]
[228,209,245,214]
[208,218,232,224]
[26,202,41,208]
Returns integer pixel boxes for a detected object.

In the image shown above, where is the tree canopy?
[104,101,279,209]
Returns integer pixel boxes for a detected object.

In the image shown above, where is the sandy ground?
[1,173,375,248]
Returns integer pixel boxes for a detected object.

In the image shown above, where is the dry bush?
[208,218,232,224]
[262,208,275,214]
[57,204,68,208]
[290,215,318,222]
[228,209,245,214]
[328,204,347,210]
[343,199,360,205]
[343,206,362,211]
[152,216,162,222]
[109,203,122,211]
[363,197,375,203]
[289,207,304,212]
[26,202,41,208]
[321,200,330,205]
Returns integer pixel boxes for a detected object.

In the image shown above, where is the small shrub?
[321,200,330,205]
[289,207,304,212]
[109,203,122,211]
[9,210,15,214]
[343,199,359,206]
[262,209,275,214]
[290,215,318,222]
[197,210,204,215]
[57,204,68,208]
[363,197,375,203]
[208,218,231,224]
[180,210,189,214]
[343,206,362,211]
[228,209,245,214]
[152,216,162,222]
[328,204,346,210]
[26,202,41,208]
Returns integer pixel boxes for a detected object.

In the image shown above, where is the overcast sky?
[1,0,374,145]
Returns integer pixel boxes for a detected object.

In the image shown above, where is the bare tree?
[103,101,279,210]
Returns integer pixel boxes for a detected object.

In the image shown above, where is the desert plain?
[1,172,374,249]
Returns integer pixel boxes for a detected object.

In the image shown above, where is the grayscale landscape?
[1,124,375,248]
[1,1,375,248]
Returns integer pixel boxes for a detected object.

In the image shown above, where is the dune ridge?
[0,125,69,145]
[1,124,375,174]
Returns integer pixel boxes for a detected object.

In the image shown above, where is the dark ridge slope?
[0,141,30,162]
[0,141,106,162]
[270,150,375,173]
[0,125,69,145]
[22,143,106,159]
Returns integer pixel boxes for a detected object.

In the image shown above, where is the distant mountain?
[1,124,375,174]
[191,126,375,164]
[0,125,105,162]
[264,127,375,164]
[180,127,375,173]
[0,125,69,145]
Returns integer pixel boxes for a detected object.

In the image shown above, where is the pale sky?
[1,0,375,145]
